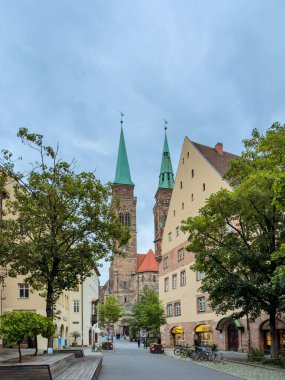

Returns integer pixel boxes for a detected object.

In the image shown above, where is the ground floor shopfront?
[161,315,285,354]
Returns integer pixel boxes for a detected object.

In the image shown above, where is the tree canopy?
[0,129,130,347]
[182,123,285,359]
[130,286,166,335]
[0,311,55,362]
[98,295,124,334]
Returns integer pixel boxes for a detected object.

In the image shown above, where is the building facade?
[0,179,100,350]
[158,137,285,353]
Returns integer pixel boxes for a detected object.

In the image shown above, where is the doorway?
[228,323,239,351]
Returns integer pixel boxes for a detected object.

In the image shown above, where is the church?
[105,119,174,336]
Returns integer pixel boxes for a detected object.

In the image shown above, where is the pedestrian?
[194,336,200,353]
[137,337,141,348]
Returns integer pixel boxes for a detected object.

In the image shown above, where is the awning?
[171,326,184,334]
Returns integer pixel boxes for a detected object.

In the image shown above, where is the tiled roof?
[192,141,239,177]
[137,249,159,273]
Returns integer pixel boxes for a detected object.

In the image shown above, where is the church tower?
[153,126,174,262]
[109,117,137,314]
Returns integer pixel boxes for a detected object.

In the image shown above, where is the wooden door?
[228,323,239,351]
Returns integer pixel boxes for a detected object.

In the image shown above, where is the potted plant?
[70,331,81,347]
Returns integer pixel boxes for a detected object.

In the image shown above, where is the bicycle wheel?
[174,347,181,356]
[180,349,188,358]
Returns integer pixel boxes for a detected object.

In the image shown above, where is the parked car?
[150,343,165,354]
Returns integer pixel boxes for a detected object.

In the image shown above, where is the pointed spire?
[114,115,134,185]
[158,122,174,189]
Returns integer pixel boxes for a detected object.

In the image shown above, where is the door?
[228,323,239,351]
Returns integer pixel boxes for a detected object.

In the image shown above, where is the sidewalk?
[164,348,285,380]
[0,348,44,363]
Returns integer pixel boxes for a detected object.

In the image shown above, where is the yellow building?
[158,137,271,352]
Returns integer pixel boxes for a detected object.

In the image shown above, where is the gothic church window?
[119,212,131,226]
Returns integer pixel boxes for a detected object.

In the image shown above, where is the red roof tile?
[137,249,158,273]
[192,141,239,176]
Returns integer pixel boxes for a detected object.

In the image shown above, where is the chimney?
[215,142,223,155]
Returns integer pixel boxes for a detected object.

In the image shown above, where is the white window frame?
[180,271,186,286]
[168,232,172,242]
[175,302,181,316]
[164,277,169,292]
[18,283,29,299]
[167,304,173,316]
[198,297,206,312]
[196,271,205,281]
[163,257,169,269]
[178,248,184,261]
[73,300,80,313]
[172,274,177,289]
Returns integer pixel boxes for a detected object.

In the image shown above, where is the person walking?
[137,337,141,348]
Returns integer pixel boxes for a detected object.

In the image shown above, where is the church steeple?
[158,127,174,189]
[114,121,133,185]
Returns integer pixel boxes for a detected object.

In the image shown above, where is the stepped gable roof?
[192,141,239,176]
[137,249,158,273]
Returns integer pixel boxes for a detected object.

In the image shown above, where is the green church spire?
[114,115,134,185]
[158,123,174,189]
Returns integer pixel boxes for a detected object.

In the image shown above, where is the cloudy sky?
[1,0,285,284]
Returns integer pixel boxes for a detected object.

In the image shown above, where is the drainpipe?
[81,281,84,347]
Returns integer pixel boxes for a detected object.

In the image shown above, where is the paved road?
[98,340,237,380]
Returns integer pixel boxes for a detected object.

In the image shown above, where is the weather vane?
[163,119,168,131]
[120,111,125,126]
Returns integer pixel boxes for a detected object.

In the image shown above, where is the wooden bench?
[0,353,76,380]
[54,355,103,380]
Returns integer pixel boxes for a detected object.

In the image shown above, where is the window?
[196,271,205,281]
[178,248,184,261]
[180,271,186,286]
[167,304,173,316]
[203,183,206,191]
[163,257,169,268]
[124,296,127,303]
[18,283,29,299]
[73,300,80,313]
[174,302,181,316]
[187,152,189,158]
[172,274,177,289]
[180,181,183,189]
[182,202,184,210]
[182,158,184,164]
[153,275,156,282]
[164,277,169,292]
[141,275,144,283]
[198,297,206,312]
[191,194,194,202]
[119,212,131,226]
[175,226,180,237]
[191,169,194,178]
[173,210,176,217]
[168,232,172,242]
[122,281,126,289]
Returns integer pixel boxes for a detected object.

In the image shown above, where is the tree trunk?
[18,342,22,363]
[269,309,279,359]
[46,283,54,349]
[34,336,38,356]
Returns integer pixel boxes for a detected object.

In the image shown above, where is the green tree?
[26,313,55,356]
[0,311,54,362]
[70,331,81,345]
[0,129,130,348]
[131,286,166,337]
[98,295,124,338]
[182,123,285,359]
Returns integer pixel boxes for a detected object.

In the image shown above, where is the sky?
[1,0,285,284]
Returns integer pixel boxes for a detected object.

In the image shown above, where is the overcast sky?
[1,0,285,284]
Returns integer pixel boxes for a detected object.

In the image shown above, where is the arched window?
[119,212,131,226]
